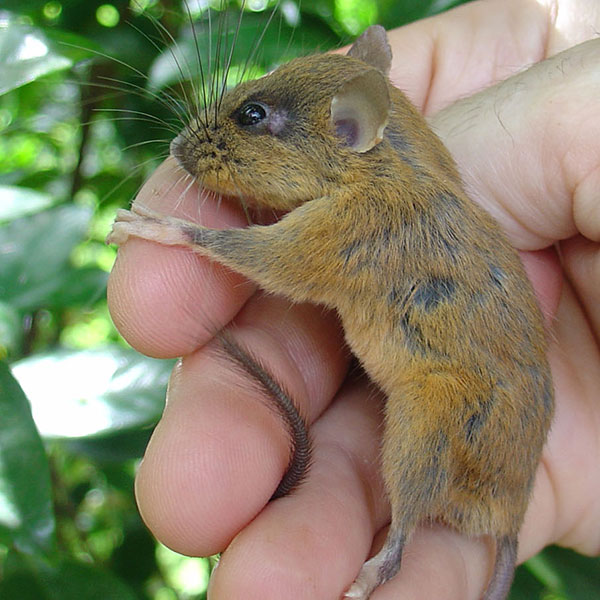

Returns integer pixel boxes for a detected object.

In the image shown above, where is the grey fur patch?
[340,239,362,266]
[489,265,507,290]
[399,313,427,355]
[377,532,405,581]
[386,127,421,170]
[414,277,456,312]
[542,377,554,415]
[465,398,494,444]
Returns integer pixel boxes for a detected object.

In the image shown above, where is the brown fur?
[108,26,553,600]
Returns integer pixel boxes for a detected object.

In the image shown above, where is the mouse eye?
[237,102,268,126]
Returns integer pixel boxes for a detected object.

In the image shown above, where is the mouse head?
[171,25,392,210]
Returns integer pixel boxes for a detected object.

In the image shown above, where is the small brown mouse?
[108,25,553,600]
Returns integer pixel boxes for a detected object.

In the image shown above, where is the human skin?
[106,0,600,598]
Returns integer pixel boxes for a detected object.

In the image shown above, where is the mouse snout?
[170,132,199,176]
[170,125,229,178]
[169,133,185,161]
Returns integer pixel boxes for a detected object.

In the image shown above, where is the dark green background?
[1,0,598,597]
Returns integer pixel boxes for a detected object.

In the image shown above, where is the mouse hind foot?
[483,535,518,600]
[342,530,405,600]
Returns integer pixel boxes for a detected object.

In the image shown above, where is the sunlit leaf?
[0,22,96,95]
[0,186,56,221]
[0,204,92,311]
[0,362,56,555]
[12,347,173,438]
[334,0,378,35]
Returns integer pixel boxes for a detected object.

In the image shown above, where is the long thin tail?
[483,536,518,600]
[218,333,312,499]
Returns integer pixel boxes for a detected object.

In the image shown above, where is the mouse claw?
[130,203,163,220]
[106,206,197,248]
[106,221,134,246]
[113,208,138,223]
[342,581,371,600]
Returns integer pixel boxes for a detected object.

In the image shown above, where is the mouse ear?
[331,69,390,153]
[347,25,392,76]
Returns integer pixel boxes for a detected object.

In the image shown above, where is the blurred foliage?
[1,0,599,598]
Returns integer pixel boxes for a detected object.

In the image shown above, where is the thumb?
[430,38,600,251]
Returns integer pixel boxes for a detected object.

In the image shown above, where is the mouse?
[107,24,554,600]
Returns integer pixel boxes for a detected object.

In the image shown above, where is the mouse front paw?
[106,205,196,248]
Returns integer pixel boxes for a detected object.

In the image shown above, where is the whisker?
[173,172,198,214]
[121,138,173,152]
[181,0,210,132]
[100,153,169,204]
[92,76,189,127]
[213,1,232,126]
[94,108,181,132]
[127,10,200,132]
[238,0,282,85]
[217,0,247,112]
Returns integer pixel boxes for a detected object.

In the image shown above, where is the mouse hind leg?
[343,416,449,599]
[343,528,406,599]
[483,536,518,600]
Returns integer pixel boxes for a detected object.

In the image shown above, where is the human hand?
[107,0,600,598]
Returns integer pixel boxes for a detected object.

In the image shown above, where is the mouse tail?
[218,332,312,500]
[482,535,518,600]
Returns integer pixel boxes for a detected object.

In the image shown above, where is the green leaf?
[534,546,600,599]
[0,22,95,95]
[45,559,139,600]
[0,186,56,221]
[377,0,468,29]
[0,0,49,13]
[67,428,154,462]
[0,571,47,600]
[0,204,92,311]
[0,361,56,555]
[148,10,339,91]
[12,347,173,439]
[111,519,158,587]
[0,301,22,358]
[334,0,378,35]
[46,266,108,308]
[509,563,547,600]
[0,551,138,600]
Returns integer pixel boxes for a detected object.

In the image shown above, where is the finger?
[387,0,551,112]
[206,377,390,600]
[540,0,600,53]
[431,39,600,251]
[519,248,563,326]
[107,157,254,358]
[204,367,586,600]
[527,282,600,557]
[205,375,531,600]
[135,291,349,556]
[386,0,600,114]
[561,235,600,336]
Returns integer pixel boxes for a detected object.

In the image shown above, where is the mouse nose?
[170,126,227,177]
[169,133,184,157]
[170,132,200,176]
